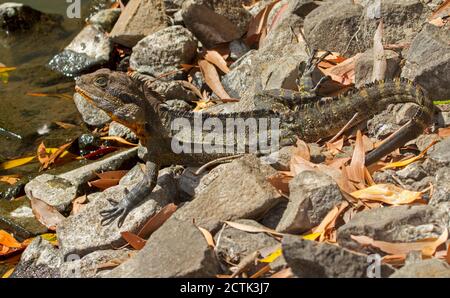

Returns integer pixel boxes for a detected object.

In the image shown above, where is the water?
[0,0,106,165]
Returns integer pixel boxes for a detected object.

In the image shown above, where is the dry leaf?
[438,127,450,138]
[246,0,280,45]
[0,175,20,185]
[121,232,146,250]
[224,221,284,237]
[30,195,65,230]
[101,136,138,147]
[381,140,438,170]
[372,20,387,81]
[0,230,21,248]
[347,130,366,188]
[204,50,230,74]
[197,226,215,248]
[54,121,77,129]
[351,183,423,205]
[198,59,231,99]
[351,228,448,257]
[321,53,362,85]
[138,203,177,238]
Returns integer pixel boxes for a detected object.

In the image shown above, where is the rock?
[304,0,428,56]
[414,133,442,152]
[177,167,207,197]
[259,145,293,171]
[282,236,394,278]
[181,0,252,48]
[130,25,197,78]
[221,50,258,99]
[214,219,279,264]
[402,23,450,101]
[25,148,138,212]
[108,121,138,143]
[395,162,428,182]
[355,49,401,88]
[11,236,61,278]
[0,197,47,241]
[436,111,450,128]
[337,205,448,253]
[57,167,177,259]
[366,104,399,139]
[162,99,194,110]
[60,249,135,278]
[288,0,320,19]
[260,200,288,229]
[49,25,113,77]
[88,8,121,32]
[154,81,198,101]
[276,170,344,234]
[429,167,450,226]
[229,39,251,61]
[106,218,221,277]
[427,136,450,167]
[173,155,281,232]
[390,259,450,278]
[109,0,167,48]
[73,93,111,127]
[24,174,78,213]
[0,2,62,34]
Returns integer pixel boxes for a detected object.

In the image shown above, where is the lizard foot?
[100,198,131,228]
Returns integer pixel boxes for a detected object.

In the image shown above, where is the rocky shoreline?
[1,0,450,278]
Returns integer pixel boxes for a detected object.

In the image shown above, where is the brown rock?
[109,0,167,48]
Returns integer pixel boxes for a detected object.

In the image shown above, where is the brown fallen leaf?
[197,226,215,248]
[351,228,448,257]
[381,140,438,170]
[312,201,349,242]
[351,183,423,205]
[30,194,66,230]
[54,121,77,129]
[40,139,76,171]
[198,59,231,100]
[138,203,178,238]
[346,130,366,188]
[88,170,128,190]
[224,221,284,237]
[204,50,230,74]
[0,175,20,185]
[121,231,146,250]
[0,230,21,248]
[101,136,138,147]
[321,53,362,85]
[246,0,280,46]
[372,20,387,81]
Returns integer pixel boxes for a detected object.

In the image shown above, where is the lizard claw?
[100,198,131,228]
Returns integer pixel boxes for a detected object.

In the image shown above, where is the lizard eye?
[94,76,108,88]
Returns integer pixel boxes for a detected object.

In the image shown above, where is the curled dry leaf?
[312,201,349,242]
[121,232,146,250]
[346,130,366,188]
[0,230,21,249]
[198,59,231,100]
[351,183,423,205]
[381,140,438,170]
[30,195,65,230]
[351,228,448,257]
[197,226,215,248]
[321,53,362,85]
[138,203,177,238]
[224,221,284,237]
[372,20,387,82]
[0,156,36,170]
[204,50,230,74]
[89,169,129,191]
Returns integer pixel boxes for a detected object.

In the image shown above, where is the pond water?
[0,0,108,165]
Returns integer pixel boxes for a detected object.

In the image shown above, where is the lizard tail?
[355,78,434,165]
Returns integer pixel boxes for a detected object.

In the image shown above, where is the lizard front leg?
[100,160,160,227]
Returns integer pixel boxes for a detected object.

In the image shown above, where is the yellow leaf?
[0,67,16,73]
[382,140,438,170]
[0,156,35,170]
[351,184,422,205]
[0,230,21,248]
[40,233,58,246]
[302,232,321,241]
[101,136,138,147]
[259,248,282,263]
[1,267,14,278]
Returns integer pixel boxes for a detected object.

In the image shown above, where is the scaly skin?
[74,64,433,226]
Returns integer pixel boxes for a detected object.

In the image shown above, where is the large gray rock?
[56,166,177,258]
[109,0,167,48]
[355,49,401,88]
[25,148,138,212]
[60,249,135,278]
[337,205,448,253]
[181,0,252,48]
[390,259,450,278]
[173,155,281,232]
[130,25,197,78]
[88,8,121,32]
[106,218,221,277]
[214,219,279,264]
[427,137,450,167]
[0,196,47,241]
[11,236,61,278]
[73,93,111,127]
[276,170,344,234]
[48,25,113,77]
[304,0,428,56]
[402,23,450,101]
[282,236,394,278]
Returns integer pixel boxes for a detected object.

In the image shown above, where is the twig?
[328,112,360,143]
[195,154,245,175]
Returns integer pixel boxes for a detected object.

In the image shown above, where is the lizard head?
[75,69,150,137]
